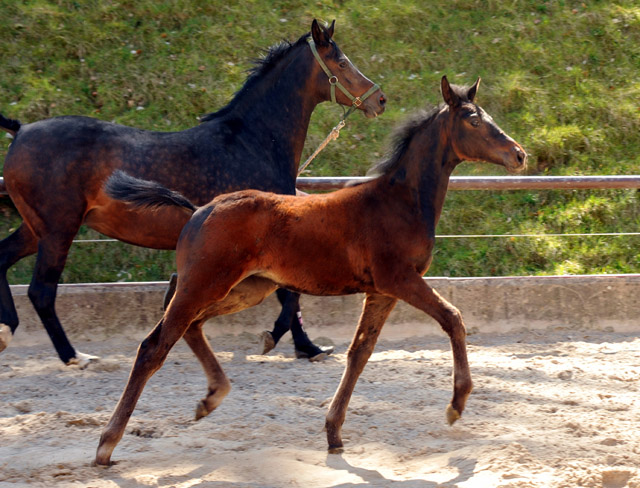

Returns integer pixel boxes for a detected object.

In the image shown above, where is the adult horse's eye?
[339,60,348,69]
[469,115,481,127]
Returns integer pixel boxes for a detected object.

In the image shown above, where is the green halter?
[307,37,380,119]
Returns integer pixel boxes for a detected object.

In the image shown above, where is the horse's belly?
[84,200,191,250]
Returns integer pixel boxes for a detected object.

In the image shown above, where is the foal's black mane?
[200,33,310,122]
[367,83,474,178]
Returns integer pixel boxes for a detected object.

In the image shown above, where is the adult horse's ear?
[311,19,331,47]
[441,76,460,107]
[326,19,335,39]
[467,78,481,103]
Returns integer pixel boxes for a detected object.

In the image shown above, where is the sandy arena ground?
[1,325,639,487]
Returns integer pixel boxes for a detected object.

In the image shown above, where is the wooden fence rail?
[1,175,640,197]
[296,175,640,191]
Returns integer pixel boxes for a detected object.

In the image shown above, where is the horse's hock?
[9,274,640,346]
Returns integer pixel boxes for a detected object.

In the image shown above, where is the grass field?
[1,0,639,283]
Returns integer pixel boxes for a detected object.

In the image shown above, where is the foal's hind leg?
[96,305,196,466]
[0,223,38,352]
[182,319,231,420]
[325,293,397,452]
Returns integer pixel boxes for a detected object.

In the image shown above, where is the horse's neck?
[389,118,460,234]
[219,46,317,168]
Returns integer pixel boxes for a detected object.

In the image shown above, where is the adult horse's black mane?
[200,33,310,122]
[368,83,474,177]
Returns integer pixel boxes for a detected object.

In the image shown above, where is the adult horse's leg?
[96,304,196,465]
[389,273,473,426]
[28,233,97,366]
[162,273,178,310]
[325,293,397,452]
[182,319,231,420]
[260,289,334,361]
[0,223,38,352]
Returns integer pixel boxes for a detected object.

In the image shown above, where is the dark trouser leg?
[263,289,333,360]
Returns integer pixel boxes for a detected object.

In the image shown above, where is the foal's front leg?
[325,293,397,452]
[390,273,473,425]
[95,310,193,466]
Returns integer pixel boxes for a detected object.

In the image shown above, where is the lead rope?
[298,118,346,176]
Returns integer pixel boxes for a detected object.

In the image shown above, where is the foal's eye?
[469,115,481,127]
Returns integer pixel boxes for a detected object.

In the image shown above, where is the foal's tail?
[105,170,198,213]
[0,114,21,136]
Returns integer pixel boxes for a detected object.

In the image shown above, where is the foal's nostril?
[515,146,526,165]
[379,94,386,107]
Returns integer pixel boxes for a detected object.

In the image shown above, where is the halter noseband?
[307,37,380,118]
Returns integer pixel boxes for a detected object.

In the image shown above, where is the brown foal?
[95,76,526,465]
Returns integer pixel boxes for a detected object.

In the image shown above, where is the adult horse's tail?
[105,170,198,213]
[0,114,21,136]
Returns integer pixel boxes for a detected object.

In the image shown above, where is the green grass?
[1,0,639,283]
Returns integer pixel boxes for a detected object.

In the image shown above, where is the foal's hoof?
[92,458,117,468]
[328,445,344,455]
[67,351,100,369]
[259,331,276,355]
[195,400,210,421]
[295,345,334,362]
[446,404,461,425]
[0,324,12,353]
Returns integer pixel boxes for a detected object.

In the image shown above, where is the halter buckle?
[352,97,362,107]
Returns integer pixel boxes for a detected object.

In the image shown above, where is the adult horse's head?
[441,76,527,173]
[309,19,386,118]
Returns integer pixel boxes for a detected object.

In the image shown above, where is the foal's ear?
[311,19,332,47]
[467,78,481,103]
[441,76,460,107]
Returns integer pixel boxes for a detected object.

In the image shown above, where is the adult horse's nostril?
[515,146,526,165]
[379,94,386,107]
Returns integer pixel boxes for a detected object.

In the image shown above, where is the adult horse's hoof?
[295,345,334,362]
[66,351,99,369]
[0,324,12,353]
[259,330,276,355]
[446,404,461,425]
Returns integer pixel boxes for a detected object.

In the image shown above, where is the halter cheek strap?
[297,38,381,176]
[307,37,380,118]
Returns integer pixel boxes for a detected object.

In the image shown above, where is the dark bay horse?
[95,76,526,464]
[0,20,386,366]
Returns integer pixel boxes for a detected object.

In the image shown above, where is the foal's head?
[309,19,386,118]
[441,76,527,173]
